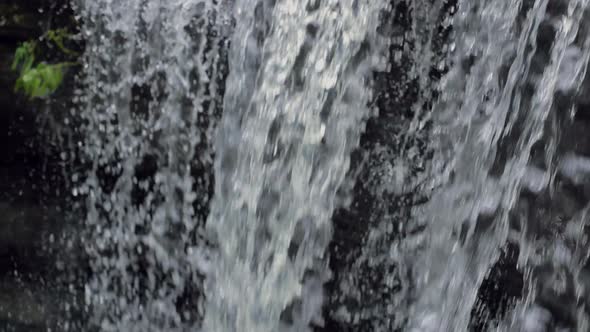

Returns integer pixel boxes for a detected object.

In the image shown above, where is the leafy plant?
[11,41,36,73]
[14,63,69,98]
[46,28,79,56]
[11,29,79,99]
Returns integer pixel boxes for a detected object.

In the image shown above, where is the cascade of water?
[75,0,228,330]
[498,4,590,331]
[321,1,453,330]
[69,0,590,330]
[201,0,388,331]
[405,0,590,330]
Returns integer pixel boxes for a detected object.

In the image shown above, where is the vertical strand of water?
[202,1,388,331]
[76,1,141,328]
[498,3,590,330]
[404,0,446,137]
[321,2,454,330]
[406,0,590,330]
[76,0,227,330]
[406,0,530,327]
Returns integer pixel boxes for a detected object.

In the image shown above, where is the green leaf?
[11,41,36,73]
[46,28,78,56]
[14,63,65,99]
[11,30,78,99]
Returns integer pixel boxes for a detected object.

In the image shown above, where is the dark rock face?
[0,1,80,330]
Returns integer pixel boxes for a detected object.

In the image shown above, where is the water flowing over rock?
[201,1,387,331]
[7,0,590,331]
[76,0,229,330]
[406,0,590,331]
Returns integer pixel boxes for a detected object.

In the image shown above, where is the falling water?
[68,0,590,331]
[201,0,387,331]
[406,0,590,331]
[75,0,228,330]
[75,0,386,331]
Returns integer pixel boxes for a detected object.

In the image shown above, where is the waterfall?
[75,0,386,330]
[201,0,387,330]
[69,0,590,331]
[406,0,590,330]
[76,0,228,330]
